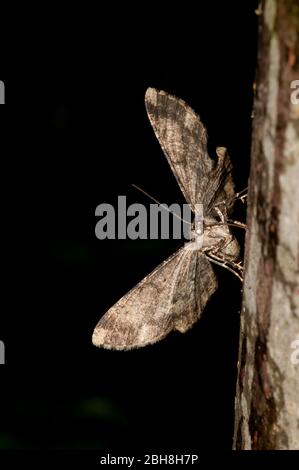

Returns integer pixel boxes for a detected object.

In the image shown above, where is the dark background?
[0,1,258,455]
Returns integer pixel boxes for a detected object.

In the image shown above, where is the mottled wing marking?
[171,252,217,334]
[92,247,217,350]
[145,88,235,215]
[206,147,235,215]
[145,87,211,212]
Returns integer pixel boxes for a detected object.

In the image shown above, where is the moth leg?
[234,187,248,204]
[203,232,237,258]
[212,242,244,273]
[215,207,225,223]
[213,253,243,277]
[203,232,244,274]
[210,219,247,230]
[227,219,247,230]
[205,252,243,282]
[214,187,248,209]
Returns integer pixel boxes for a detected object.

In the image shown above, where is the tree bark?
[233,0,299,450]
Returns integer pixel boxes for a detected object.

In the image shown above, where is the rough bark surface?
[233,0,299,450]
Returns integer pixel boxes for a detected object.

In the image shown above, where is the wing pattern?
[92,248,217,350]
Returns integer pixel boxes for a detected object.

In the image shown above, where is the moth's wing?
[145,88,236,215]
[145,87,213,212]
[92,248,217,350]
[205,147,235,216]
[170,250,218,335]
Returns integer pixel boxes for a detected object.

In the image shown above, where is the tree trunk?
[233,0,299,450]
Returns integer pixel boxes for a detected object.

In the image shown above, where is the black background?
[1,1,258,456]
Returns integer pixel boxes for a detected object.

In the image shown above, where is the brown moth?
[92,87,242,350]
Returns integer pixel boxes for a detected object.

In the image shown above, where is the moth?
[92,87,243,350]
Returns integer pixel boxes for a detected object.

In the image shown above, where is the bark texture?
[233,0,299,450]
